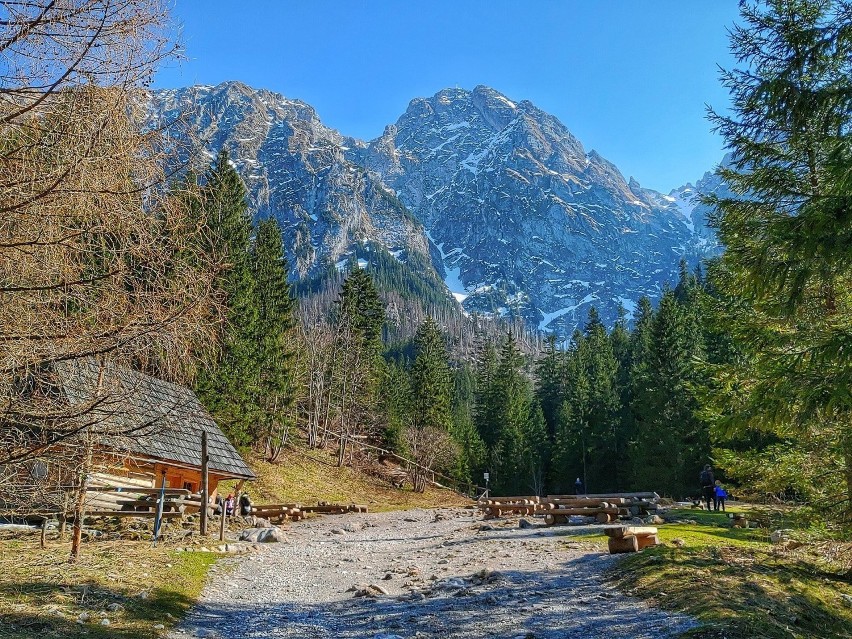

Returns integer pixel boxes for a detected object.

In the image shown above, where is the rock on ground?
[169,508,696,639]
[238,527,286,543]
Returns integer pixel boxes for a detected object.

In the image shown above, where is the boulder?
[518,518,534,529]
[239,527,286,543]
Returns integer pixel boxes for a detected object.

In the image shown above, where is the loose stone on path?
[169,507,696,639]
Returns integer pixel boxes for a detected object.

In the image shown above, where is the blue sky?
[156,1,741,193]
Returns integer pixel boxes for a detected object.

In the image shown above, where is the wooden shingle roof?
[57,359,255,480]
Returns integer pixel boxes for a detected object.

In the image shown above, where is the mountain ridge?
[149,81,722,335]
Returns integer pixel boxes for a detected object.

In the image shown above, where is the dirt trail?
[169,507,696,638]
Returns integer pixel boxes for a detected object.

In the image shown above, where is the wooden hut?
[56,358,256,496]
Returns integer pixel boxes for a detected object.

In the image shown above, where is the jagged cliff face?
[150,82,721,335]
[149,82,437,280]
[353,86,712,331]
[667,152,732,244]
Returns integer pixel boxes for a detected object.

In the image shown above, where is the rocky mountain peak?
[149,81,721,336]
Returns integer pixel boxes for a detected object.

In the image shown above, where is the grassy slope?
[236,445,472,511]
[563,508,852,639]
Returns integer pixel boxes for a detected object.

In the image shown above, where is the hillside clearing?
[236,446,472,511]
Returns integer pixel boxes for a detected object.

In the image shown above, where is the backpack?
[699,470,712,486]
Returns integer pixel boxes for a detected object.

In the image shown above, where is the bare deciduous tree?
[0,1,220,560]
[405,426,457,493]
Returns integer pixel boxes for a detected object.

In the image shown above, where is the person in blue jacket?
[713,480,728,512]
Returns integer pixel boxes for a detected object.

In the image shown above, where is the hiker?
[238,492,253,516]
[699,464,715,511]
[224,493,235,517]
[574,477,584,495]
[714,480,728,512]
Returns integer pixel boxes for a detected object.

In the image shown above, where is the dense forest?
[186,1,852,526]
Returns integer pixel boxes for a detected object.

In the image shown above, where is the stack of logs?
[250,503,368,523]
[478,492,660,525]
[478,497,539,519]
[604,526,660,553]
[84,490,369,525]
[83,486,194,518]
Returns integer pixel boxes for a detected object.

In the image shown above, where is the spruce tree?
[195,149,260,446]
[333,265,385,465]
[632,289,708,496]
[705,0,852,515]
[535,334,565,441]
[410,318,453,433]
[472,338,500,449]
[450,364,486,486]
[251,217,296,459]
[582,307,622,491]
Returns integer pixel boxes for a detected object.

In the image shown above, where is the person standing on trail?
[699,464,715,511]
[574,477,584,495]
[713,480,728,512]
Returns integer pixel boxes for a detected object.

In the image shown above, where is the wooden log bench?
[604,526,660,553]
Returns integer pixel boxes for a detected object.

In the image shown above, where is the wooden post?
[40,518,47,548]
[219,503,226,542]
[70,441,92,562]
[200,430,209,536]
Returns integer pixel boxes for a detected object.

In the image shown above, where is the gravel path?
[170,508,696,639]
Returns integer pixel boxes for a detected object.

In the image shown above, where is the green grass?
[0,531,218,638]
[582,507,852,639]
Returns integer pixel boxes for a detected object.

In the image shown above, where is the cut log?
[547,507,620,516]
[251,503,301,510]
[86,487,190,495]
[636,534,660,549]
[548,492,660,501]
[300,505,350,514]
[482,496,539,504]
[604,526,658,539]
[544,497,627,507]
[608,535,639,553]
[82,510,183,519]
[595,512,612,524]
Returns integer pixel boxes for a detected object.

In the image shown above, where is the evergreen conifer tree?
[195,149,260,446]
[581,307,622,491]
[704,0,852,515]
[333,265,385,465]
[251,217,296,459]
[410,318,453,433]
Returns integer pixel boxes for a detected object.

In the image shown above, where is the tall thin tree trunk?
[69,438,92,562]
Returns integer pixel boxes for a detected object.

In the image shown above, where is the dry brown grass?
[236,446,472,511]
